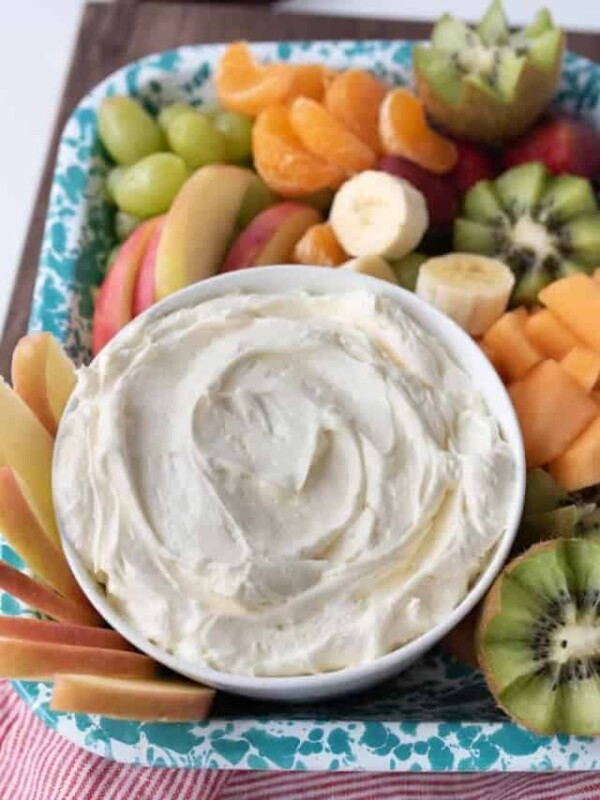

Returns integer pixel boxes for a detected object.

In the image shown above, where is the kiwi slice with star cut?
[477,538,600,735]
[413,1,564,143]
[454,163,600,306]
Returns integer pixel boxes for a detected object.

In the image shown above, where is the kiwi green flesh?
[456,167,600,303]
[418,0,560,106]
[477,0,510,46]
[481,540,600,734]
[524,469,569,515]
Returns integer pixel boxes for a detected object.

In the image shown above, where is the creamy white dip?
[54,291,515,676]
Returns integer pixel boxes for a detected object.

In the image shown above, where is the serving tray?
[5,40,600,771]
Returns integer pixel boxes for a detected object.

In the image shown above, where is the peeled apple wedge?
[155,164,255,300]
[0,467,89,607]
[51,674,216,721]
[416,253,515,336]
[0,378,58,547]
[342,255,398,284]
[11,333,76,436]
[330,170,428,260]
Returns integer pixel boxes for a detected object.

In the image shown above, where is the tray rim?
[12,39,600,771]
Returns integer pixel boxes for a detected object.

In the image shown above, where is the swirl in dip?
[54,291,515,677]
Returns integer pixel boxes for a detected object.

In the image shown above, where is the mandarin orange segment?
[379,88,458,175]
[289,64,332,102]
[325,69,386,154]
[253,105,346,197]
[293,223,348,267]
[289,98,376,176]
[216,42,296,117]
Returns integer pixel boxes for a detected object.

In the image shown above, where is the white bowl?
[55,265,526,702]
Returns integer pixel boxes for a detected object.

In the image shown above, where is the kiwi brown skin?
[441,607,480,669]
[415,48,564,145]
[476,539,600,736]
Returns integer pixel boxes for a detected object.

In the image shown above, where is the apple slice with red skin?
[222,202,322,272]
[0,616,133,650]
[132,216,165,316]
[0,638,156,680]
[11,333,76,436]
[0,467,92,611]
[0,562,102,626]
[52,674,215,721]
[92,216,162,356]
[0,378,58,547]
[155,164,256,300]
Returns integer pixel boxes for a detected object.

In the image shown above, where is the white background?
[1,0,599,334]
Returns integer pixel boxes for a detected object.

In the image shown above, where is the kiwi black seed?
[478,538,600,735]
[454,163,600,305]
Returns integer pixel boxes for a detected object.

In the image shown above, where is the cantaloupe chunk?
[0,638,156,680]
[0,616,132,650]
[482,308,542,381]
[539,274,600,354]
[51,674,215,721]
[0,468,89,609]
[11,333,76,436]
[508,359,598,468]
[0,378,58,546]
[593,268,600,284]
[561,347,600,392]
[479,340,507,381]
[525,309,580,361]
[549,414,600,491]
[0,562,102,626]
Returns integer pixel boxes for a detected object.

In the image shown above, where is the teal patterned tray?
[7,41,600,771]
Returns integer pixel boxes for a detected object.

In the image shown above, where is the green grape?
[214,110,253,164]
[237,176,277,229]
[167,113,226,169]
[106,166,126,204]
[114,153,188,217]
[98,96,166,165]
[158,102,195,134]
[389,252,427,291]
[115,211,142,242]
[303,188,335,213]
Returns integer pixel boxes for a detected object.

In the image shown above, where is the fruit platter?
[3,0,600,771]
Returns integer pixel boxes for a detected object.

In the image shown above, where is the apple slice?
[222,201,321,272]
[51,674,215,721]
[132,216,165,316]
[0,467,90,609]
[0,616,133,650]
[0,638,156,680]
[0,378,58,546]
[92,216,161,356]
[11,333,77,436]
[0,562,102,626]
[155,164,256,300]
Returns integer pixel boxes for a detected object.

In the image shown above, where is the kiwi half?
[518,469,600,550]
[478,538,600,735]
[413,1,564,143]
[454,163,600,305]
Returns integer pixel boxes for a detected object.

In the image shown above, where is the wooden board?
[1,0,599,376]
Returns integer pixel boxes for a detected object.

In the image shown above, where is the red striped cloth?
[1,682,599,800]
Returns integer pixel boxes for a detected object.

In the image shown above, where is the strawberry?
[503,115,600,179]
[450,141,497,195]
[378,155,459,230]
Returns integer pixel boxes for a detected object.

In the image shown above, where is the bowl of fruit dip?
[53,265,525,701]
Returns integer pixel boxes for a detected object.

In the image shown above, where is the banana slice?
[330,170,428,260]
[416,253,515,336]
[342,255,398,284]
